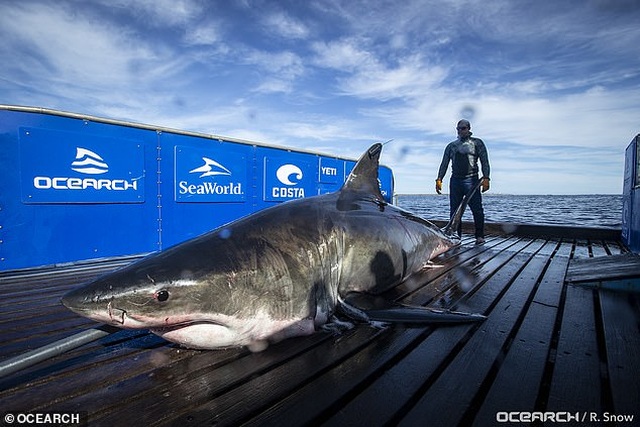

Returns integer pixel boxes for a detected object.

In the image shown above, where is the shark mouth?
[100,303,228,333]
[149,320,228,333]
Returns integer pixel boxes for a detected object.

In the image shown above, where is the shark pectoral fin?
[341,292,486,324]
[364,306,486,324]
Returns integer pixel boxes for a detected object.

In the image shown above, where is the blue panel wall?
[1,110,159,269]
[159,133,257,248]
[0,107,395,270]
[622,135,640,253]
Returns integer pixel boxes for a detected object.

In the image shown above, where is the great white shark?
[62,143,485,351]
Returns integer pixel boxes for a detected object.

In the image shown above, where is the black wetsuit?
[437,135,490,238]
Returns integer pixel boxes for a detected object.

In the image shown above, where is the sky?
[1,0,639,195]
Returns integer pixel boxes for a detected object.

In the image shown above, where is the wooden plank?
[0,330,154,392]
[0,290,102,359]
[59,347,252,417]
[0,332,173,410]
[474,302,557,423]
[502,224,620,241]
[0,255,140,282]
[546,283,603,413]
[604,240,627,256]
[328,328,475,427]
[590,240,609,257]
[532,241,573,308]
[599,290,640,416]
[567,253,640,283]
[139,327,381,427]
[241,326,426,427]
[402,237,534,308]
[577,278,640,293]
[397,243,547,426]
[0,319,99,361]
[23,329,326,418]
[472,242,571,425]
[572,239,591,259]
[431,221,622,240]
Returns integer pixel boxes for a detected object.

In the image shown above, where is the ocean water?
[396,194,623,228]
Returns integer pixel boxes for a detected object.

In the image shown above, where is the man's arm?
[477,139,490,178]
[437,144,452,180]
[435,144,452,195]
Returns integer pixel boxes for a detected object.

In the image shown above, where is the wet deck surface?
[1,232,639,426]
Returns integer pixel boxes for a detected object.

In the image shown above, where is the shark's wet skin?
[62,143,485,351]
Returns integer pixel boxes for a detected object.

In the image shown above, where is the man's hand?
[481,177,490,193]
[435,179,442,194]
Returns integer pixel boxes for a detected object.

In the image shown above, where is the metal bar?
[0,325,119,379]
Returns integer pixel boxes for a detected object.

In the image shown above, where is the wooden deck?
[1,227,639,426]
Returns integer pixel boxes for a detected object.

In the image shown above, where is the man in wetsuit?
[436,119,490,244]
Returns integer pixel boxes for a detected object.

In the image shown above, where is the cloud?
[103,0,202,27]
[0,4,139,83]
[240,49,305,94]
[339,56,448,101]
[262,11,310,39]
[183,24,222,46]
[0,3,184,103]
[311,39,375,71]
[245,50,304,78]
[311,39,447,100]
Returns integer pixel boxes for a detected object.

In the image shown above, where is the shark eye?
[155,289,170,302]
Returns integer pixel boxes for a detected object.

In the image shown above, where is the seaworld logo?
[178,157,244,197]
[188,157,232,178]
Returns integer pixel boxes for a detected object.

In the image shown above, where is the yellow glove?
[435,179,442,194]
[481,177,490,193]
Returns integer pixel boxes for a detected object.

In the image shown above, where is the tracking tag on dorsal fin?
[340,143,385,201]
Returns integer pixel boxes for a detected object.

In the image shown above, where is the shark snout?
[61,286,127,325]
[61,286,92,314]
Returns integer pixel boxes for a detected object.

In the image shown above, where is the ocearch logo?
[70,147,109,175]
[272,164,305,198]
[33,147,138,191]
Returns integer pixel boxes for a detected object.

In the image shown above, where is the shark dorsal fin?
[340,143,385,201]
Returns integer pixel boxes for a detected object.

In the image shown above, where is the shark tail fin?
[442,179,483,238]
